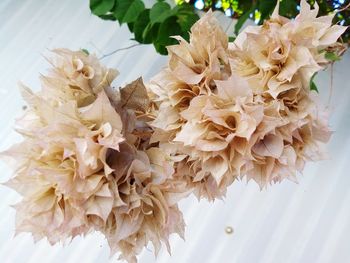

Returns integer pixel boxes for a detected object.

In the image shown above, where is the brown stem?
[99,43,141,60]
[338,1,350,12]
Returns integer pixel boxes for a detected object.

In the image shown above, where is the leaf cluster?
[90,0,199,54]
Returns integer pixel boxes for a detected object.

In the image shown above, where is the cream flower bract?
[2,50,189,263]
[42,48,118,107]
[149,1,345,196]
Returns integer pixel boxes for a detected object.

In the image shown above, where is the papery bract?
[149,0,345,195]
[2,50,189,263]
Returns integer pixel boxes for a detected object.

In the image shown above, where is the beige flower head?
[231,0,346,97]
[149,1,343,196]
[2,51,189,263]
[149,13,261,199]
[42,49,118,107]
[225,0,343,187]
[102,145,189,263]
[4,85,124,244]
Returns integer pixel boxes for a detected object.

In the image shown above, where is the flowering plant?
[2,1,347,262]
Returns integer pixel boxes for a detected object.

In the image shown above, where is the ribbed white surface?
[1,1,350,262]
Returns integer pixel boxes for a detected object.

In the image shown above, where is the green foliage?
[325,51,341,62]
[279,0,298,17]
[257,0,277,22]
[133,10,152,43]
[81,48,90,55]
[234,5,255,35]
[310,73,319,92]
[228,36,236,42]
[150,1,172,24]
[90,0,199,55]
[90,0,349,55]
[114,0,145,23]
[90,0,115,16]
[156,16,182,53]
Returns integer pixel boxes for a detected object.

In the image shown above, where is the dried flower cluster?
[1,1,347,262]
[2,49,189,263]
[148,0,346,199]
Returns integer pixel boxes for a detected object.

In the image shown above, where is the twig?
[337,1,350,12]
[99,43,141,60]
[327,63,334,108]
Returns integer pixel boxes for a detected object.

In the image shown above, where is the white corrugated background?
[1,1,350,262]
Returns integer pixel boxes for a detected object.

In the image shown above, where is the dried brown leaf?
[120,77,149,112]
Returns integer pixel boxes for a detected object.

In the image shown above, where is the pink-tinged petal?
[81,90,122,131]
[85,195,113,222]
[252,134,284,158]
[319,25,347,47]
[215,74,252,100]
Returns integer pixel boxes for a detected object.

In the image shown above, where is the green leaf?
[174,4,198,18]
[279,0,298,17]
[177,12,198,35]
[235,6,255,35]
[310,81,318,92]
[310,73,318,92]
[228,36,236,42]
[133,9,151,43]
[114,0,145,24]
[81,48,90,55]
[237,1,253,14]
[154,16,183,55]
[150,1,172,24]
[127,22,134,32]
[142,23,160,44]
[325,51,341,62]
[258,0,277,23]
[90,0,115,16]
[173,4,199,41]
[153,42,167,55]
[157,16,182,45]
[98,14,117,21]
